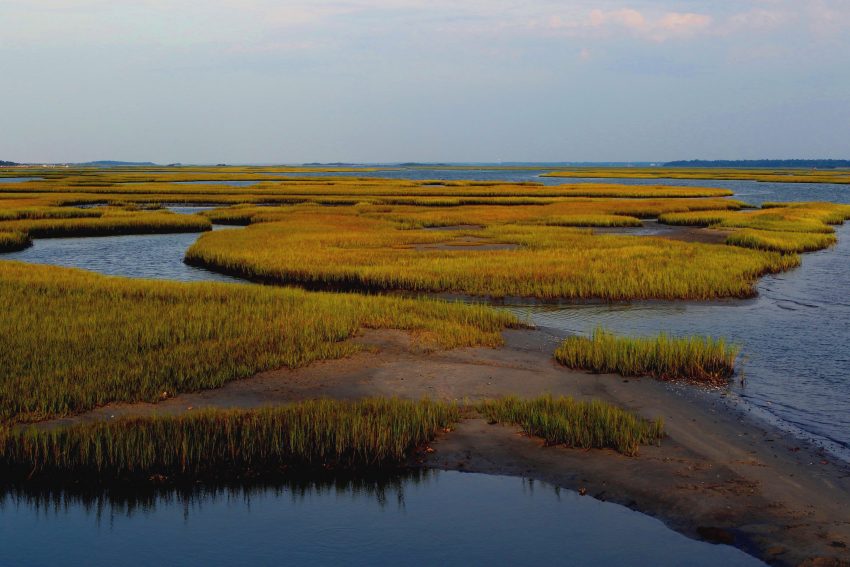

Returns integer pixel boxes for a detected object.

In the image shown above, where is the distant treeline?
[0,160,19,167]
[665,159,850,169]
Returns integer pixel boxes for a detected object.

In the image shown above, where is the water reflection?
[0,471,764,567]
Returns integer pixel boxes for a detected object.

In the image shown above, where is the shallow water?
[0,471,763,567]
[0,225,242,284]
[0,177,43,183]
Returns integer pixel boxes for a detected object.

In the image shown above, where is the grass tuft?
[0,231,31,252]
[0,211,211,238]
[555,328,739,383]
[0,399,460,478]
[726,229,837,253]
[478,395,663,456]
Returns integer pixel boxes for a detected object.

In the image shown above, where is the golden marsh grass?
[479,395,664,456]
[0,210,211,238]
[0,231,30,252]
[0,395,665,480]
[658,202,850,252]
[185,212,799,300]
[0,399,460,477]
[0,262,518,424]
[555,328,739,384]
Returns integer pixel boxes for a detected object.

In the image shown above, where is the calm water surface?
[0,177,43,183]
[0,219,241,284]
[0,471,763,567]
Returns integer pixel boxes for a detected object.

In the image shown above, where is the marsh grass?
[659,203,850,232]
[478,395,664,456]
[0,399,460,478]
[658,203,850,252]
[555,328,739,384]
[2,175,732,198]
[726,229,838,253]
[0,206,102,221]
[0,262,517,424]
[0,231,30,252]
[0,211,211,238]
[185,212,798,300]
[0,395,666,480]
[531,214,643,228]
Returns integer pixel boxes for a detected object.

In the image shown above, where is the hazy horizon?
[2,1,849,164]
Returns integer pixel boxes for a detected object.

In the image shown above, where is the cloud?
[2,0,848,55]
[806,0,850,36]
[726,8,789,32]
[576,9,713,42]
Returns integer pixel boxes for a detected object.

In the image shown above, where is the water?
[0,226,242,284]
[0,471,763,567]
[0,177,43,183]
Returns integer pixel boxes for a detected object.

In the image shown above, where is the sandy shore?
[37,329,850,566]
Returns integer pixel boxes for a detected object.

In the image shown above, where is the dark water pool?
[0,471,763,567]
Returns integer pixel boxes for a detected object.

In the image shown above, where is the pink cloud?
[574,8,712,42]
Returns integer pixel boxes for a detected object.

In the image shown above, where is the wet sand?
[39,328,850,566]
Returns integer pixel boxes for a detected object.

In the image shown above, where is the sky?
[1,0,849,164]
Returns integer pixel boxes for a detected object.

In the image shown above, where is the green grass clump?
[0,399,460,478]
[0,262,518,425]
[726,229,837,253]
[555,328,739,383]
[0,231,30,252]
[478,395,663,456]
